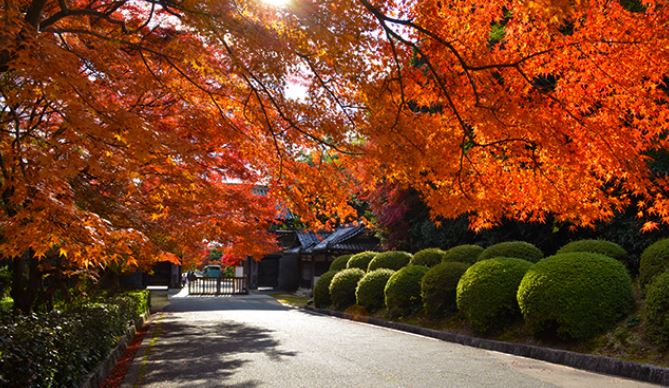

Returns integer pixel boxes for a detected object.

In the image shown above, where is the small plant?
[442,244,484,264]
[421,261,469,318]
[457,258,533,333]
[329,268,365,310]
[411,248,446,267]
[356,269,395,312]
[314,270,338,308]
[329,255,352,271]
[385,265,429,317]
[517,252,634,340]
[479,241,543,263]
[347,251,378,271]
[368,251,412,271]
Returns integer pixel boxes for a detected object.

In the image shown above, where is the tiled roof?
[284,225,377,254]
[328,241,379,252]
[311,226,364,252]
[296,231,325,248]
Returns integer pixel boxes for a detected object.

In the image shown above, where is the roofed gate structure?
[247,225,379,291]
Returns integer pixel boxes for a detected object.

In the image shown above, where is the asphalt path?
[121,293,656,388]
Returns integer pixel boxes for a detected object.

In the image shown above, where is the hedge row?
[0,290,149,387]
[315,238,669,344]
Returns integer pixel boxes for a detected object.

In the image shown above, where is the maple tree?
[1,0,668,312]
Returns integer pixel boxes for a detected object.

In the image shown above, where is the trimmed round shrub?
[456,258,533,333]
[421,261,469,318]
[517,252,634,340]
[558,239,629,268]
[640,239,669,289]
[329,255,351,272]
[368,251,412,271]
[313,270,338,308]
[329,268,365,310]
[347,251,377,271]
[442,244,484,264]
[643,270,669,346]
[385,265,429,317]
[411,248,446,267]
[356,269,395,312]
[479,241,543,262]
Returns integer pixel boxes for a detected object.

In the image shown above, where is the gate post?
[216,276,221,295]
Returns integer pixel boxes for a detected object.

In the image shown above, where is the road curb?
[80,312,151,388]
[304,306,669,386]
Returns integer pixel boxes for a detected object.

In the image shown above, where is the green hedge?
[329,255,351,272]
[557,239,629,268]
[329,268,365,310]
[456,258,533,333]
[479,241,543,262]
[442,244,484,264]
[356,269,395,312]
[368,251,412,271]
[347,251,378,271]
[640,239,669,289]
[411,248,445,267]
[421,261,469,318]
[314,270,338,308]
[0,290,149,387]
[517,252,634,340]
[643,270,669,346]
[385,265,429,317]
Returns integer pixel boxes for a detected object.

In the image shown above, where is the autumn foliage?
[1,0,668,310]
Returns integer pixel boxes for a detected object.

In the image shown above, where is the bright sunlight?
[260,0,290,7]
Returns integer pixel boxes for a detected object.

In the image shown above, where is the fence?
[188,277,248,296]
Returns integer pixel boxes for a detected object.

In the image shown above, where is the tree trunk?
[10,249,42,314]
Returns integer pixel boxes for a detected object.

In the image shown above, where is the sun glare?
[261,0,290,7]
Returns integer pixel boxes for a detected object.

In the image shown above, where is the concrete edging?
[305,306,669,386]
[80,312,151,388]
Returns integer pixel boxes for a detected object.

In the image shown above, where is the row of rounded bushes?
[314,238,669,345]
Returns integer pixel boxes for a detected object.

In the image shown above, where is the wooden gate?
[188,277,248,295]
[257,256,279,288]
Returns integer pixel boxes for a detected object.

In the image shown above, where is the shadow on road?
[163,295,290,313]
[139,318,297,387]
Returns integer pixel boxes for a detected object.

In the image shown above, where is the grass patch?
[271,293,309,308]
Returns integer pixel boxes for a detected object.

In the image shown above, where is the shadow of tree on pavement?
[139,317,297,387]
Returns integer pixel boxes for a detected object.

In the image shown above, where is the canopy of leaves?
[2,0,668,280]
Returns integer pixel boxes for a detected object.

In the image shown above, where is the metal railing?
[188,277,248,296]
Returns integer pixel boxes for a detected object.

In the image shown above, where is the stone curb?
[304,306,669,386]
[80,312,151,388]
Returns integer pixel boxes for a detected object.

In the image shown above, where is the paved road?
[122,294,656,388]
